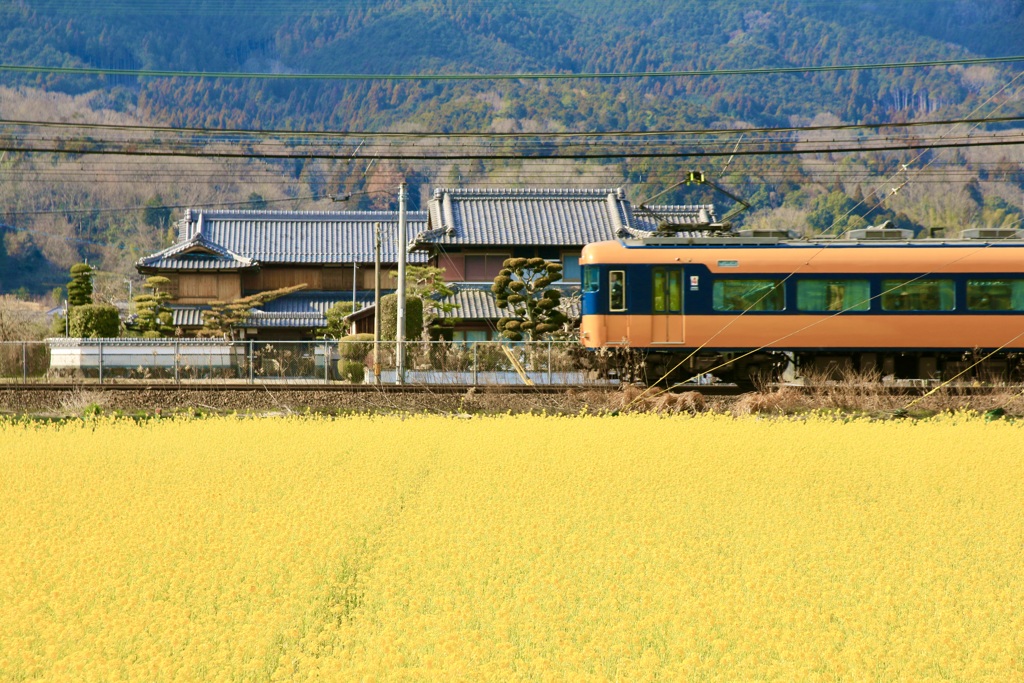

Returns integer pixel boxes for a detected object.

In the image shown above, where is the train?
[579,227,1024,385]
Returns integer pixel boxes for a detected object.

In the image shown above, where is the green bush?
[320,301,353,338]
[428,320,454,342]
[380,294,424,341]
[69,304,121,338]
[338,333,374,362]
[67,263,94,307]
[337,360,365,383]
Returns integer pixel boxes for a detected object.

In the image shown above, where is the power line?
[4,114,1023,139]
[1,55,1022,82]
[1,135,1021,160]
[0,192,329,219]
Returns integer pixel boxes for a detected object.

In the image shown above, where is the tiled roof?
[255,290,381,328]
[142,256,255,271]
[416,188,633,248]
[138,233,257,272]
[144,209,429,270]
[171,306,207,328]
[171,291,387,330]
[628,204,720,237]
[437,284,581,321]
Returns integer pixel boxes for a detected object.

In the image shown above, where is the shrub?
[380,294,424,341]
[337,360,365,383]
[320,301,353,338]
[67,263,94,307]
[338,333,374,362]
[69,304,120,338]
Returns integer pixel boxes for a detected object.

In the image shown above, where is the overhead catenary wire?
[625,70,1024,406]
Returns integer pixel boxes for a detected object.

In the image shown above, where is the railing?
[0,339,615,386]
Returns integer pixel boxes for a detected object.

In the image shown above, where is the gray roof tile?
[139,233,257,271]
[416,189,720,247]
[417,188,632,248]
[630,204,720,237]
[145,209,429,270]
[438,284,580,321]
[171,291,385,329]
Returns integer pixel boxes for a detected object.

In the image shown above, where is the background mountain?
[0,0,1022,297]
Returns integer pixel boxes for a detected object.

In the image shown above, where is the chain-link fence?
[0,339,616,386]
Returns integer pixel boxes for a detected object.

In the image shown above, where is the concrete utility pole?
[396,182,408,385]
[373,221,382,385]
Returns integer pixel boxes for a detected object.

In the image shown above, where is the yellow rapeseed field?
[0,413,1022,681]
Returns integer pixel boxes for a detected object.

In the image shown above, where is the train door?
[652,267,684,344]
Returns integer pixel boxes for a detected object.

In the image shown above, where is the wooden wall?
[438,254,465,281]
[168,274,242,303]
[168,265,404,305]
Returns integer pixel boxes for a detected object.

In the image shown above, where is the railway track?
[0,381,742,395]
[0,380,1017,396]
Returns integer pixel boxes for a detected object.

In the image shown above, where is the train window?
[881,279,954,311]
[652,269,667,312]
[797,280,871,312]
[967,279,1024,311]
[609,270,626,311]
[668,271,682,311]
[583,266,600,293]
[713,280,785,311]
[652,268,682,313]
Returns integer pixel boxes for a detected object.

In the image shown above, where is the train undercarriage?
[630,348,1024,388]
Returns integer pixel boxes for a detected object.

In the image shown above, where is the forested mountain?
[3,0,1022,129]
[0,0,1022,296]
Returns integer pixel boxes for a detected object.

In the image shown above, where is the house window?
[561,253,581,282]
[797,280,871,312]
[881,279,954,311]
[713,280,785,311]
[464,254,509,281]
[453,330,490,344]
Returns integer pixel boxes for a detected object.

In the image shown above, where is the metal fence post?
[98,341,104,385]
[472,342,478,386]
[547,340,553,385]
[22,341,27,384]
[174,339,180,384]
[324,339,329,385]
[248,340,254,384]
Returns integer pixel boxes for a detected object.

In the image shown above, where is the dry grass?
[732,387,808,416]
[731,366,1024,417]
[3,374,1023,420]
[56,389,112,415]
[613,384,708,414]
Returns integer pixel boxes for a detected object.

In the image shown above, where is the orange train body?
[579,237,1024,380]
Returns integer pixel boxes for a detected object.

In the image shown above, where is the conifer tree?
[492,258,568,342]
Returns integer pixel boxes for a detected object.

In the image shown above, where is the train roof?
[581,232,1024,274]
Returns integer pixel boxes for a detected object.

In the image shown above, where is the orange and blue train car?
[579,234,1024,383]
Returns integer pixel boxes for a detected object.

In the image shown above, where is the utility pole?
[373,221,382,385]
[396,182,408,385]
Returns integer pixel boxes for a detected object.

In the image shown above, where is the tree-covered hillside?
[0,0,1022,298]
[2,0,1022,130]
